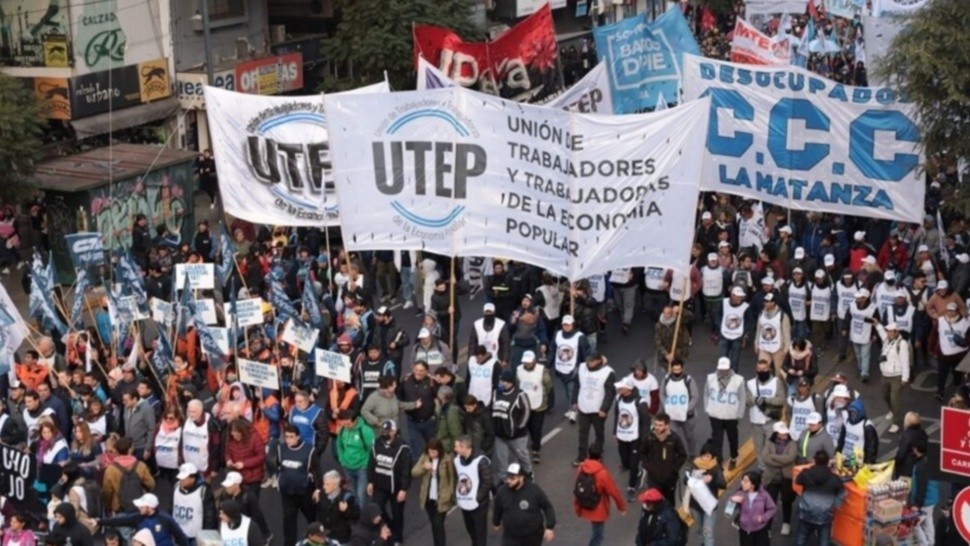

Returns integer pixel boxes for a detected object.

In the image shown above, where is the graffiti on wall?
[90,165,190,250]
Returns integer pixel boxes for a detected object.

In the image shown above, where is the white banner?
[210,327,231,356]
[194,298,218,325]
[150,298,174,327]
[0,283,29,365]
[862,14,903,87]
[280,318,319,353]
[682,55,923,222]
[324,87,709,279]
[730,18,792,66]
[205,82,389,227]
[234,298,265,327]
[463,256,493,299]
[238,358,280,390]
[175,263,215,290]
[744,0,811,14]
[872,0,927,16]
[417,57,614,115]
[826,0,863,19]
[315,349,353,383]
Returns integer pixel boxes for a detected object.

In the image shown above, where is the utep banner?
[682,55,923,222]
[323,87,711,279]
[593,7,700,114]
[205,82,389,226]
[731,18,792,66]
[64,233,105,269]
[413,3,564,104]
[418,56,614,114]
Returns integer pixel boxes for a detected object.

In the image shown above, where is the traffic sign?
[941,406,970,478]
[953,486,970,542]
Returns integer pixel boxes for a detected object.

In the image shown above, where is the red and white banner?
[413,3,564,104]
[730,18,792,66]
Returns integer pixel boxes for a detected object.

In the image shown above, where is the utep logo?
[67,234,104,266]
[246,102,337,221]
[372,105,485,232]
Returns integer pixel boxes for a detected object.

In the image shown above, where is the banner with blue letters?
[682,55,923,222]
[64,233,105,269]
[593,7,700,114]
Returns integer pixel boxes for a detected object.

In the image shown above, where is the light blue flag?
[594,7,700,114]
[29,251,68,334]
[70,268,90,328]
[302,278,323,329]
[213,223,236,289]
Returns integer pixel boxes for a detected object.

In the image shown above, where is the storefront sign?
[71,0,165,75]
[69,58,172,119]
[31,77,72,120]
[234,52,304,95]
[942,406,970,478]
[0,0,72,68]
[176,70,235,110]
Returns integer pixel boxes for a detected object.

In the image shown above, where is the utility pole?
[200,0,215,83]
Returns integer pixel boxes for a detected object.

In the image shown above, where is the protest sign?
[0,443,42,514]
[413,3,564,104]
[682,55,922,222]
[593,7,699,113]
[205,82,390,227]
[323,86,710,278]
[64,232,105,269]
[210,327,231,356]
[238,358,280,390]
[233,298,265,327]
[194,298,218,325]
[150,298,174,327]
[730,18,792,66]
[281,318,319,354]
[315,349,352,383]
[175,263,215,290]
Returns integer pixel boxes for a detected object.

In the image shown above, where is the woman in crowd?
[151,406,184,487]
[730,471,776,546]
[411,437,455,546]
[67,422,101,478]
[225,418,266,500]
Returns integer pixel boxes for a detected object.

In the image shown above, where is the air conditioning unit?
[270,25,286,44]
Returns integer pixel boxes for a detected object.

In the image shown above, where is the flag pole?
[449,257,456,352]
[666,203,702,373]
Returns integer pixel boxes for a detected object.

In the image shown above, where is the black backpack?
[573,470,601,510]
[114,462,146,513]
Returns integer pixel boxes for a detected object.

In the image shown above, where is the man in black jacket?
[52,503,94,546]
[634,488,683,546]
[316,470,360,545]
[399,361,438,458]
[375,307,410,381]
[277,424,318,546]
[492,462,556,545]
[366,420,411,545]
[795,450,845,545]
[491,370,532,486]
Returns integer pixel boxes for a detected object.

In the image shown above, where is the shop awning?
[70,97,180,139]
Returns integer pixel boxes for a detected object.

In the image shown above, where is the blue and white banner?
[744,0,810,15]
[0,283,29,368]
[115,252,148,313]
[29,252,68,334]
[70,269,89,328]
[205,81,390,227]
[64,233,105,269]
[417,57,615,115]
[302,280,323,330]
[214,223,235,289]
[872,0,927,16]
[683,55,923,222]
[593,7,699,114]
[826,0,863,19]
[189,296,226,367]
[270,280,298,322]
[151,329,174,378]
[323,87,711,279]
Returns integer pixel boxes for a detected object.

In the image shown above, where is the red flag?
[807,0,819,18]
[701,7,717,32]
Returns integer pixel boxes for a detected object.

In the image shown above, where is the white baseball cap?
[958,254,970,264]
[718,241,730,248]
[133,493,159,509]
[702,211,712,220]
[814,269,826,278]
[614,377,635,390]
[761,277,775,285]
[807,412,823,425]
[176,462,198,481]
[483,303,496,313]
[863,256,877,264]
[792,267,804,275]
[779,225,792,234]
[854,231,865,241]
[937,280,950,290]
[855,288,870,299]
[562,314,575,325]
[773,422,790,435]
[885,322,899,331]
[832,384,851,398]
[717,357,731,370]
[221,471,243,488]
[917,244,929,253]
[794,247,805,259]
[885,270,896,280]
[824,255,835,266]
[731,286,746,297]
[521,350,536,363]
[417,328,431,339]
[707,253,718,261]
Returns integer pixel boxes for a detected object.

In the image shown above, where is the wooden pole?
[449,257,456,351]
[666,273,690,374]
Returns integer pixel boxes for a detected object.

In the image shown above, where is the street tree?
[876,0,970,213]
[322,0,482,92]
[0,73,43,202]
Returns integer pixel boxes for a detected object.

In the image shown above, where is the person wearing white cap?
[468,303,510,366]
[412,321,453,373]
[704,357,746,469]
[746,358,786,463]
[697,210,719,253]
[824,383,854,442]
[833,270,859,362]
[872,269,902,317]
[612,376,650,499]
[172,462,217,541]
[700,252,729,342]
[786,376,823,444]
[783,267,810,341]
[776,225,794,264]
[795,411,835,463]
[551,314,591,423]
[761,421,797,536]
[872,318,911,433]
[516,350,553,463]
[466,345,501,408]
[755,293,791,370]
[368,419,412,545]
[737,202,765,255]
[934,300,970,402]
[913,243,939,290]
[842,287,877,382]
[927,278,965,320]
[807,268,834,353]
[787,247,817,284]
[97,493,189,546]
[718,286,752,373]
[571,353,617,466]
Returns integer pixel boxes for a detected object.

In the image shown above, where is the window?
[206,0,247,27]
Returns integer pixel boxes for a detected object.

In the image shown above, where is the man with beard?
[746,359,786,461]
[492,462,557,546]
[655,304,692,369]
[639,414,687,505]
[468,302,510,367]
[492,370,532,485]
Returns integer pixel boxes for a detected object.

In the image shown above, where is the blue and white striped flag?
[29,251,68,334]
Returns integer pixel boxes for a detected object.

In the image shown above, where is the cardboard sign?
[234,298,265,327]
[237,358,280,390]
[315,349,352,383]
[150,298,174,326]
[210,326,231,356]
[175,263,215,290]
[194,298,218,325]
[281,318,319,354]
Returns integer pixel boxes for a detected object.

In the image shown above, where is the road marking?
[541,427,562,445]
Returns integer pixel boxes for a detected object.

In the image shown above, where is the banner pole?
[449,257,456,352]
[666,203,702,373]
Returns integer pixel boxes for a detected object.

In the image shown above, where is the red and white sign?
[234,52,304,95]
[730,18,791,66]
[942,406,970,478]
[953,486,970,542]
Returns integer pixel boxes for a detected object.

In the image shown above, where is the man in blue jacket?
[97,493,189,546]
